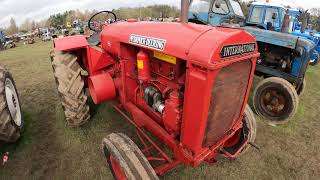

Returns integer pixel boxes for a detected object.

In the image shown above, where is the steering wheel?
[88,11,117,32]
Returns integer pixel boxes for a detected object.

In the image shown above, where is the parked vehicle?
[188,0,315,125]
[0,32,7,50]
[287,9,320,65]
[245,2,320,66]
[50,1,259,178]
[24,35,35,44]
[4,37,16,49]
[41,28,52,42]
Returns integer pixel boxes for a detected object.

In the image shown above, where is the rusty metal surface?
[203,60,252,147]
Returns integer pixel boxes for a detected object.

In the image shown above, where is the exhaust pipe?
[181,0,190,23]
[300,11,310,34]
[282,10,291,33]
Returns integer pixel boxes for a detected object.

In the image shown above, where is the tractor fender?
[296,37,315,55]
[311,49,319,61]
[291,37,315,78]
[54,35,88,51]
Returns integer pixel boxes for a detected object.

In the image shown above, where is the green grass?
[0,112,33,155]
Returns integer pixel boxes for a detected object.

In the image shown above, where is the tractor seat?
[266,22,275,31]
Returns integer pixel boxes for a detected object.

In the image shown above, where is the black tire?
[223,105,257,156]
[296,78,306,96]
[102,133,159,180]
[0,66,23,142]
[253,77,299,125]
[50,51,90,127]
[240,105,257,154]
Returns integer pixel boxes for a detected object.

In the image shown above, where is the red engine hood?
[101,22,258,68]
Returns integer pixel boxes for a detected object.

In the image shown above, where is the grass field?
[0,40,319,180]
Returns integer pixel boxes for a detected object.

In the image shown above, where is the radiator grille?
[203,60,252,147]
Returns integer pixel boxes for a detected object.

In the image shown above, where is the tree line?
[2,3,320,35]
[2,5,179,35]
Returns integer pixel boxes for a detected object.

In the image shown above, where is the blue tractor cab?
[189,0,245,25]
[247,2,320,65]
[188,0,315,125]
[246,2,287,31]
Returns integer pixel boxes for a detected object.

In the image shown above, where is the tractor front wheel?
[50,51,90,127]
[0,67,23,142]
[102,133,159,180]
[253,77,299,125]
[223,105,257,156]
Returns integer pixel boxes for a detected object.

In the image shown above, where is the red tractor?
[50,1,260,178]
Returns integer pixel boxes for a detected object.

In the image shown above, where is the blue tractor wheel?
[309,50,319,66]
[253,77,299,126]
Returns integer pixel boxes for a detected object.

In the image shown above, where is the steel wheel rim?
[260,87,288,119]
[109,156,127,180]
[5,78,22,127]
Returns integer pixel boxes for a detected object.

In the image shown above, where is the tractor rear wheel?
[0,66,23,142]
[253,77,299,125]
[50,51,90,127]
[102,133,159,180]
[223,105,256,156]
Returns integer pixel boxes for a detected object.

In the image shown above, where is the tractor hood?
[101,22,259,69]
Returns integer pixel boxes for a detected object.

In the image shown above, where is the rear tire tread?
[102,133,159,180]
[0,67,22,142]
[50,51,90,127]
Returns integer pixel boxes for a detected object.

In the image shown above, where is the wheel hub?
[5,78,22,127]
[262,90,286,115]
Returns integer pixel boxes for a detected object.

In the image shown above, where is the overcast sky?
[0,0,319,28]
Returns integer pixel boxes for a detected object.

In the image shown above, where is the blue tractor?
[289,9,320,65]
[246,2,320,66]
[0,31,5,50]
[188,0,315,125]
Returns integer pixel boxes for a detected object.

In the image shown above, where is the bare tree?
[20,18,32,32]
[7,17,18,35]
[31,21,36,31]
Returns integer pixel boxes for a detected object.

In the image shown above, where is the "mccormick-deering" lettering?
[129,34,166,51]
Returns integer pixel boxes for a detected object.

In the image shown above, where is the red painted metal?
[137,50,151,82]
[223,129,242,148]
[110,156,127,180]
[86,46,115,75]
[163,90,183,136]
[54,35,88,51]
[112,104,174,163]
[54,19,260,176]
[89,72,116,104]
[220,137,249,158]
